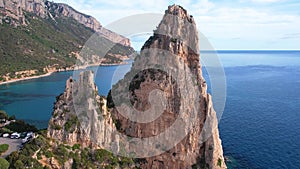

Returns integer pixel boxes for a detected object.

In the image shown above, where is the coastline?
[0,61,130,86]
[0,72,54,86]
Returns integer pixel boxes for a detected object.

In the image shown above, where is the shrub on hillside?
[0,144,9,155]
[5,120,37,133]
[0,158,9,169]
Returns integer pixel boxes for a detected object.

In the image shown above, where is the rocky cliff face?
[47,71,116,148]
[0,0,130,46]
[109,5,226,169]
[47,5,226,169]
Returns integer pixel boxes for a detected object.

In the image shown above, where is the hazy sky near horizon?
[55,0,300,50]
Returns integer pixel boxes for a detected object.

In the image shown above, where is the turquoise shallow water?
[0,51,300,168]
[0,63,131,128]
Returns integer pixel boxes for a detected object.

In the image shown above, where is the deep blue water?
[215,51,300,169]
[0,51,300,168]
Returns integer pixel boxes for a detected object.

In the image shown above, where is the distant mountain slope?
[0,0,131,46]
[0,0,134,82]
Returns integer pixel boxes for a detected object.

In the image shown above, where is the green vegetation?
[71,144,80,151]
[0,14,83,77]
[7,152,43,169]
[0,110,15,122]
[6,134,49,169]
[170,37,177,43]
[6,131,136,169]
[0,110,9,120]
[64,115,78,132]
[218,158,222,167]
[0,111,138,168]
[0,11,134,79]
[0,111,37,133]
[113,119,121,130]
[8,115,15,121]
[4,120,37,133]
[49,121,62,130]
[0,128,13,134]
[54,144,69,165]
[0,144,9,155]
[0,158,9,169]
[70,148,135,169]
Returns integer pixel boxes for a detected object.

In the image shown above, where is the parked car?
[21,136,32,144]
[20,132,27,138]
[2,133,10,138]
[10,132,20,139]
[22,137,28,144]
[26,132,33,137]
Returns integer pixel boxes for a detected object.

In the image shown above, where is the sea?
[0,51,299,168]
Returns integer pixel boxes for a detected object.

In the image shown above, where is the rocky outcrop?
[47,71,116,148]
[0,0,130,46]
[47,4,226,169]
[109,5,226,169]
[0,0,47,25]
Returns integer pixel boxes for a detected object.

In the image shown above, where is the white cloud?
[196,6,300,49]
[54,0,300,50]
[250,0,283,3]
[239,0,283,3]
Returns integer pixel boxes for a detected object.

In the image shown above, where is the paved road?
[0,137,22,158]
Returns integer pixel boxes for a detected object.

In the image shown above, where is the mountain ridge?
[0,0,130,46]
[0,0,134,83]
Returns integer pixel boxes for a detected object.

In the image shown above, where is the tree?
[5,120,38,133]
[8,115,16,121]
[0,158,9,169]
[14,160,24,169]
[0,110,8,120]
[0,144,9,155]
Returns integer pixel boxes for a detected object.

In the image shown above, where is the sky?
[54,0,300,50]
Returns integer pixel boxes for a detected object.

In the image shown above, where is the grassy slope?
[0,13,91,76]
[6,131,136,169]
[0,12,134,79]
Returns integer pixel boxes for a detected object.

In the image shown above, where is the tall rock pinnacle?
[47,4,226,169]
[109,4,227,169]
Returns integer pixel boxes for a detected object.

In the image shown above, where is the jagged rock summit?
[109,4,227,169]
[47,4,226,169]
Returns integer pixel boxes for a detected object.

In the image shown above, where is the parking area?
[0,137,22,158]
